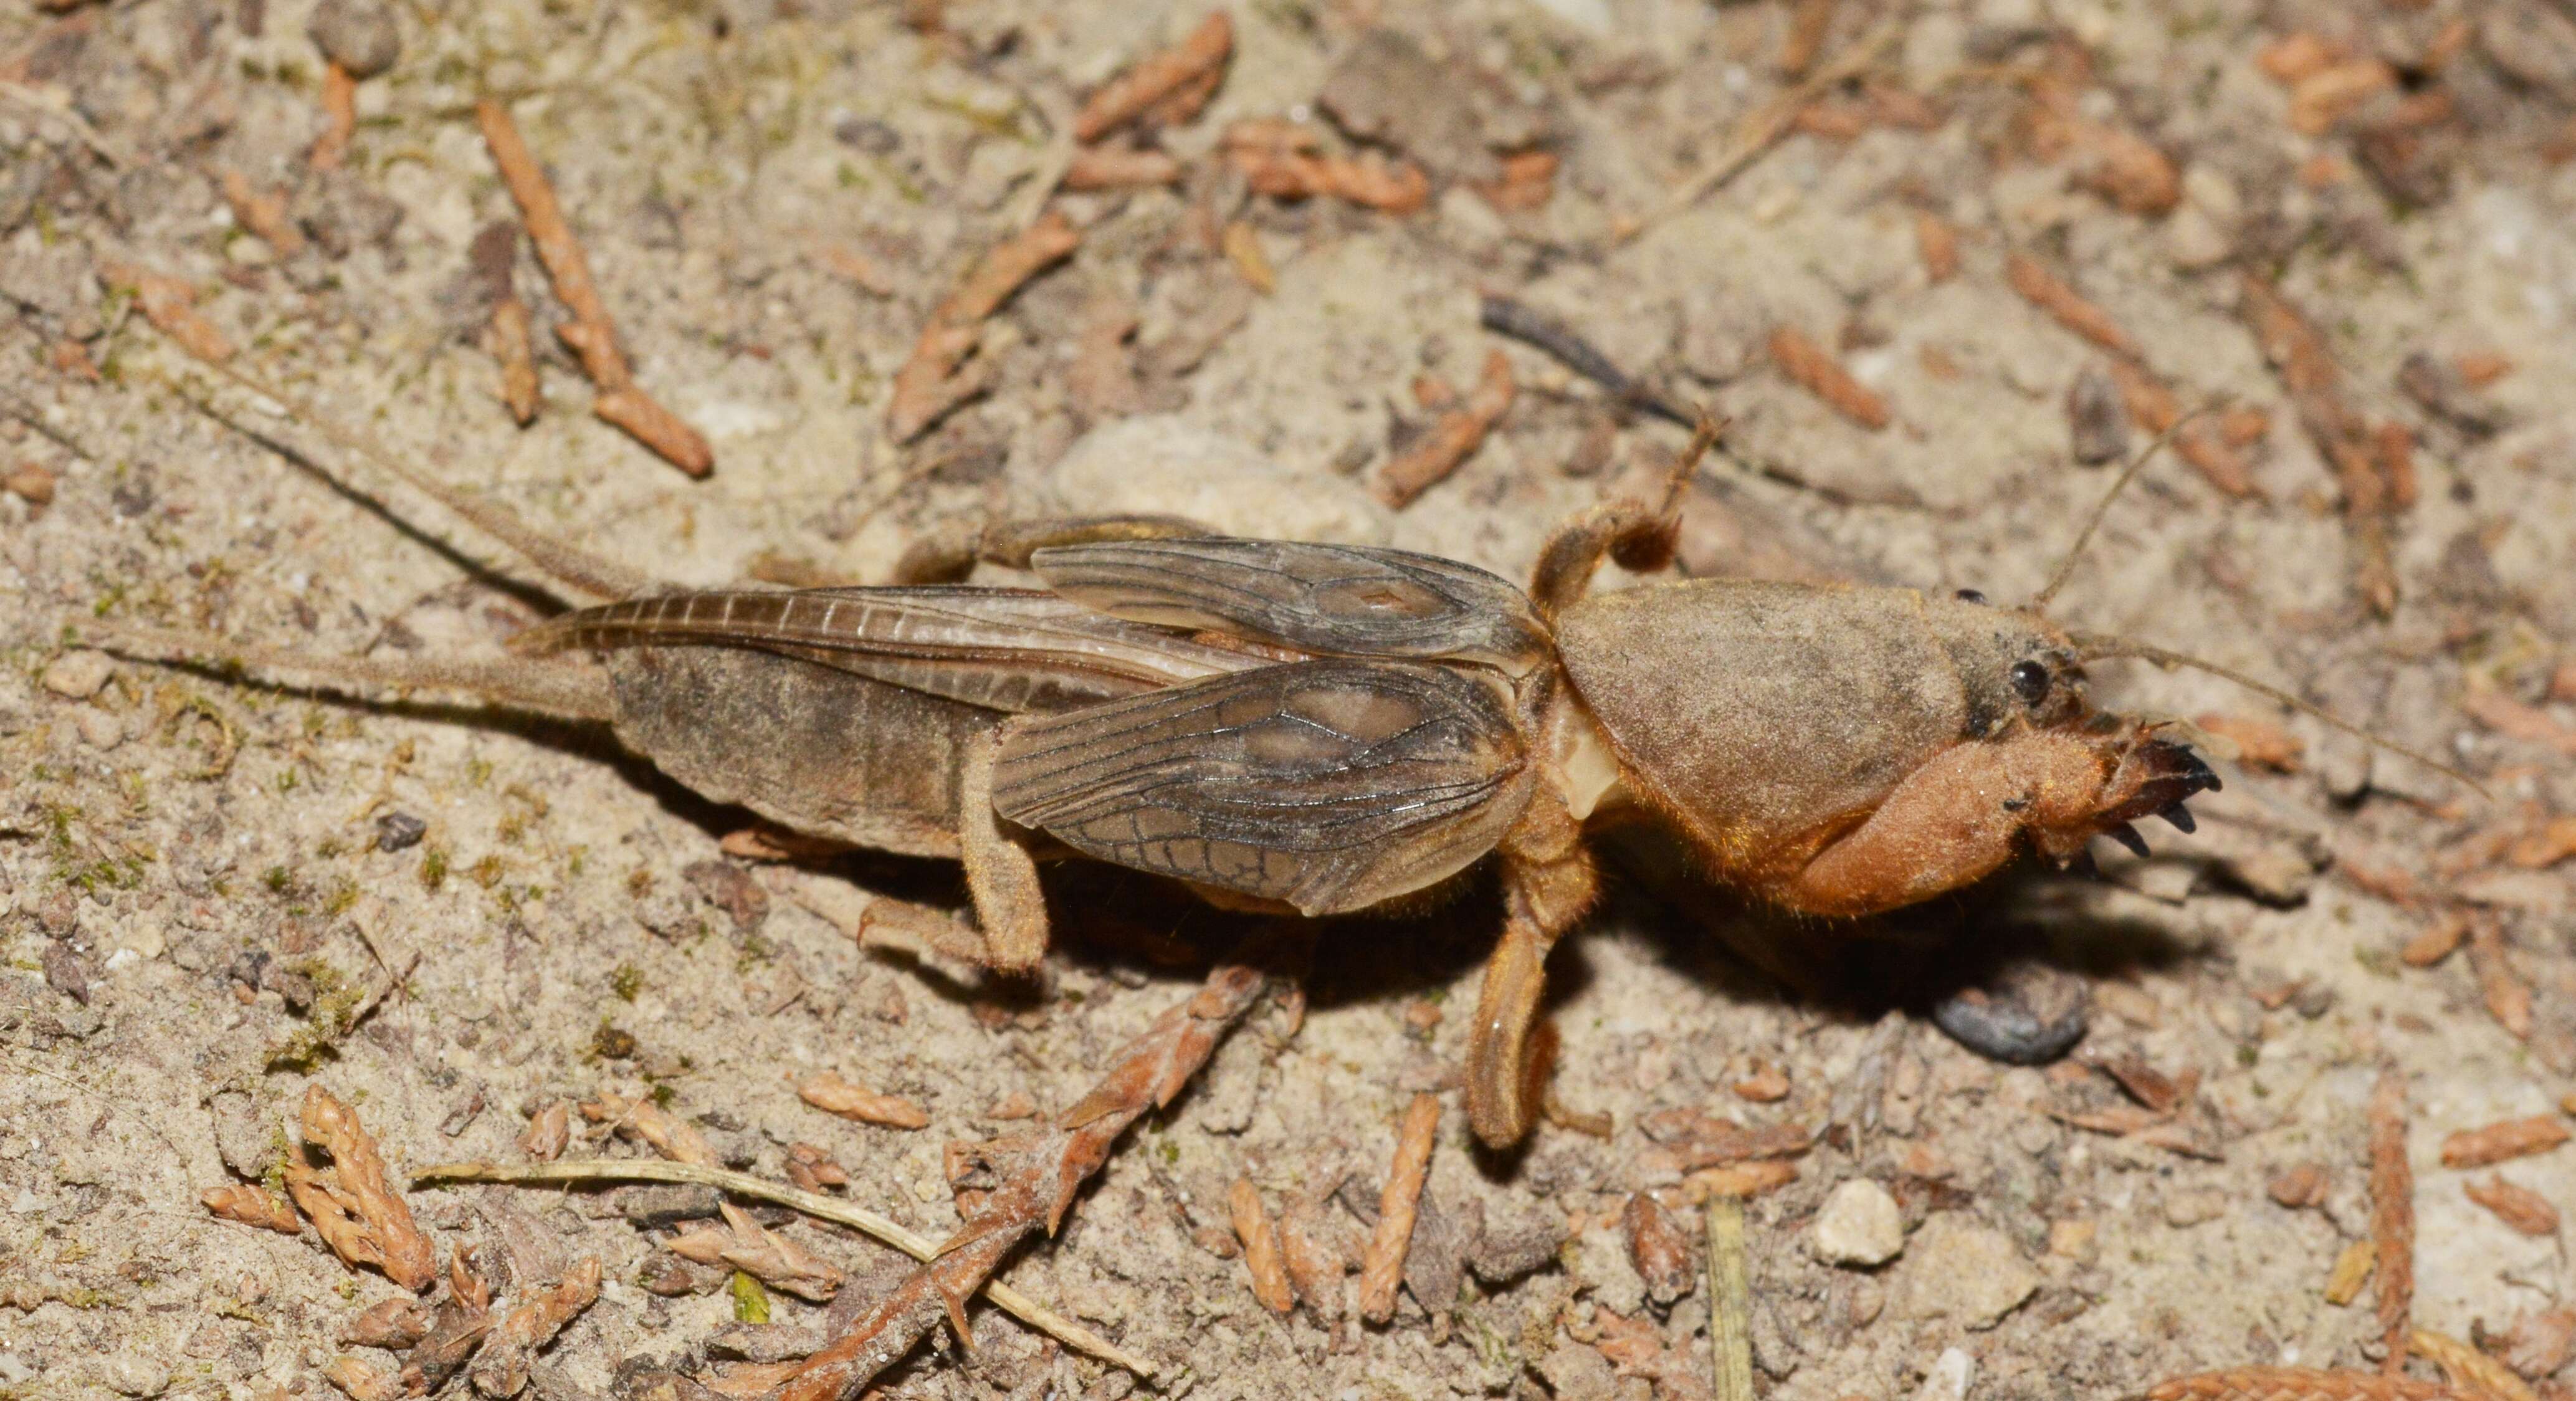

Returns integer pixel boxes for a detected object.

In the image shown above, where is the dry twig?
[202,1182,303,1235]
[470,222,541,427]
[477,98,710,475]
[771,962,1266,1397]
[2367,1071,2413,1375]
[2145,1368,2481,1401]
[100,261,234,363]
[2462,1175,2559,1237]
[1224,120,1431,214]
[1706,1195,1755,1401]
[1062,145,1183,191]
[1357,1093,1442,1326]
[887,211,1081,442]
[409,1157,1144,1375]
[1376,350,1515,507]
[797,1074,930,1130]
[2240,274,2400,614]
[1767,325,1888,431]
[312,62,358,171]
[2463,916,2533,1040]
[2438,1116,2570,1168]
[285,1085,439,1291]
[1229,1177,1295,1314]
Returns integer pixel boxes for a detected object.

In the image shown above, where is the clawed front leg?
[1465,791,1598,1149]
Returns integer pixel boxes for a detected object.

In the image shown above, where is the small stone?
[1912,1347,1976,1401]
[2164,203,2234,270]
[74,706,123,750]
[2066,365,2130,464]
[3,462,54,505]
[209,1091,272,1180]
[307,0,401,78]
[104,1354,168,1397]
[0,1354,32,1385]
[1892,1215,2039,1329]
[374,811,427,852]
[1538,1343,1618,1401]
[1811,1179,1906,1266]
[2162,1187,2228,1227]
[41,650,112,699]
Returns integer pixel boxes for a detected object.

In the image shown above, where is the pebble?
[1912,1347,1977,1401]
[2163,1187,2230,1228]
[307,0,401,78]
[1894,1215,2040,1329]
[74,706,122,750]
[1811,1179,1906,1266]
[41,649,112,699]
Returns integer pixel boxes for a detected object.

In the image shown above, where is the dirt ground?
[3,0,2575,1398]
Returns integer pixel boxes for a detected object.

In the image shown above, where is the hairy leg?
[957,725,1050,971]
[1464,790,1598,1149]
[1525,418,1718,622]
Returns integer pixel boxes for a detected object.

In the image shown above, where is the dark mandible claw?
[2103,822,2152,859]
[2156,802,2197,834]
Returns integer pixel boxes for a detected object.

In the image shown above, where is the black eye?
[1955,589,1987,605]
[2009,659,2051,705]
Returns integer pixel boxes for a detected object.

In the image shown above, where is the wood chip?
[478,97,709,475]
[1072,11,1233,143]
[1357,1094,1441,1326]
[342,1296,433,1349]
[1623,1192,1698,1307]
[1219,220,1274,295]
[2508,815,2576,868]
[1914,209,1960,283]
[219,166,305,257]
[2258,33,2340,84]
[1061,145,1184,191]
[1223,120,1431,213]
[311,61,358,171]
[1679,1160,1800,1202]
[796,1074,929,1130]
[1227,1177,1294,1314]
[203,1182,303,1235]
[1778,0,1836,76]
[2464,915,2533,1040]
[2324,1238,2376,1306]
[518,1102,569,1162]
[2006,254,2139,360]
[470,221,540,427]
[2463,1175,2559,1237]
[2398,910,2470,968]
[2459,689,2576,756]
[886,211,1080,442]
[2104,358,2261,499]
[99,260,234,363]
[324,1356,403,1401]
[2439,1117,2569,1168]
[2197,714,2305,773]
[1730,1063,1790,1103]
[1768,325,1887,430]
[1476,150,1558,213]
[2267,1163,2328,1208]
[1375,348,1514,508]
[285,1085,439,1291]
[2290,61,2397,136]
[580,1093,719,1165]
[2366,1070,2412,1373]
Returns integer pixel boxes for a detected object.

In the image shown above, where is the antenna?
[2030,404,2221,612]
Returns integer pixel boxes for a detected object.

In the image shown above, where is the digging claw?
[2156,802,2197,834]
[2104,822,2151,859]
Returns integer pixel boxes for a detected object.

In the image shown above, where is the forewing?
[509,587,1260,712]
[1029,538,1553,674]
[991,661,1532,914]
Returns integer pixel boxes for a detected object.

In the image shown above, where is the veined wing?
[991,661,1534,914]
[1029,538,1553,675]
[509,587,1263,712]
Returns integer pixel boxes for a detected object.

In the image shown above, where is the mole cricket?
[103,361,2458,1150]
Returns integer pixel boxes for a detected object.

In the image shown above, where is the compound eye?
[2009,659,2051,706]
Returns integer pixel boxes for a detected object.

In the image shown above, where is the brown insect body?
[108,395,2224,1150]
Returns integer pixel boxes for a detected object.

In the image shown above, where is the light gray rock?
[1893,1215,2039,1329]
[1812,1179,1906,1266]
[41,651,112,700]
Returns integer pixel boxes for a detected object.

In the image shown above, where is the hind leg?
[957,725,1049,971]
[890,513,1215,584]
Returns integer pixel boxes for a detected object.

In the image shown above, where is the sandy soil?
[2,1,2574,1399]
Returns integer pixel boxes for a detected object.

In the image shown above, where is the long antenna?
[2069,631,2486,796]
[2030,405,2221,611]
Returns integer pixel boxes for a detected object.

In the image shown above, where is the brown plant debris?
[323,1355,403,1401]
[1072,11,1233,143]
[401,1248,495,1395]
[2367,1071,2413,1375]
[580,1093,719,1166]
[796,1074,930,1130]
[1061,145,1184,191]
[100,260,235,363]
[470,221,541,428]
[1914,208,1961,283]
[342,1297,432,1349]
[1224,120,1433,214]
[2458,689,2576,757]
[311,62,358,171]
[2324,1239,2377,1306]
[2267,1163,2329,1209]
[411,1157,1142,1374]
[783,1143,849,1194]
[2007,255,2142,360]
[477,97,710,475]
[2464,915,2533,1040]
[202,1182,303,1235]
[518,1102,569,1162]
[2463,1175,2559,1237]
[1638,1111,1815,1176]
[1768,325,1889,431]
[2399,910,2470,968]
[218,166,305,257]
[2439,1117,2570,1168]
[1707,1195,1756,1401]
[1778,0,1836,76]
[285,1085,439,1292]
[467,1255,602,1399]
[1357,1093,1443,1326]
[2240,274,2401,614]
[1376,349,1515,508]
[886,210,1081,442]
[2487,1308,2576,1380]
[2144,1368,2481,1401]
[771,962,1265,1398]
[1476,150,1559,212]
[2410,1330,2539,1401]
[1278,1196,1351,1317]
[667,1203,845,1303]
[2197,714,2305,772]
[1622,1192,1698,1308]
[2104,358,2261,499]
[1228,1177,1295,1314]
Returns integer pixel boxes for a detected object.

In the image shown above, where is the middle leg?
[1464,788,1598,1149]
